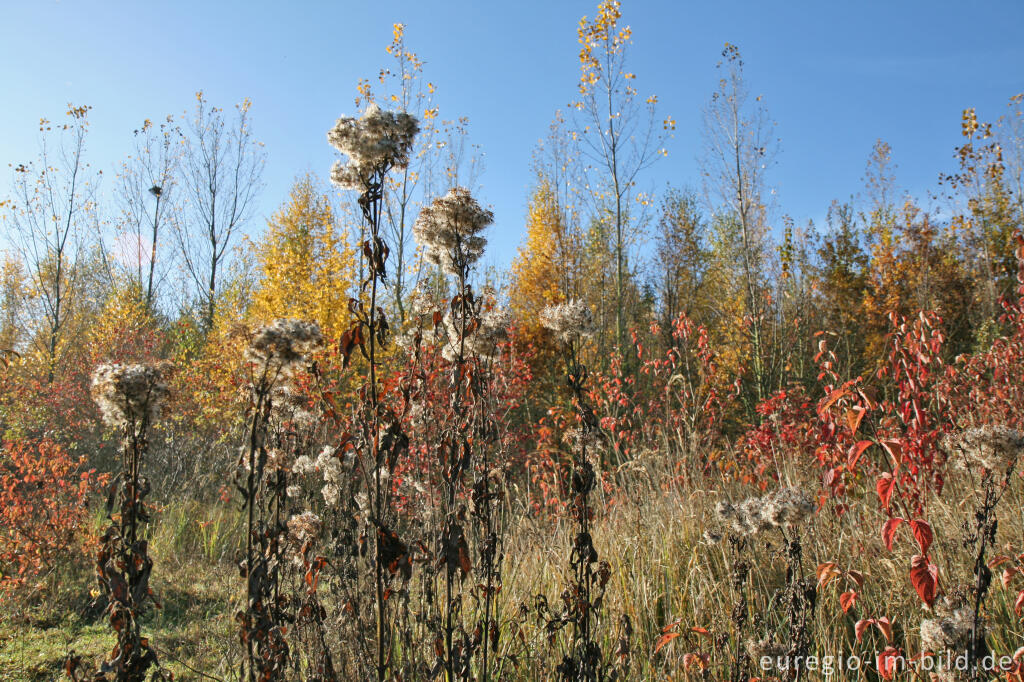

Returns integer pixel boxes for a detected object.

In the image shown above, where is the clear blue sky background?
[2,0,1023,272]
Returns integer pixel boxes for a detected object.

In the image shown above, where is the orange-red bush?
[0,438,107,595]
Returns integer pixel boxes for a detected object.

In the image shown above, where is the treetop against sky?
[1,0,1022,267]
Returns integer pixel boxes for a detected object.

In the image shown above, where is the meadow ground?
[3,456,1023,681]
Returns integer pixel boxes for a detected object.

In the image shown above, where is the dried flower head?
[440,306,511,362]
[407,287,437,316]
[702,529,723,544]
[761,487,815,528]
[287,510,322,546]
[562,426,602,456]
[292,454,315,476]
[540,300,595,344]
[746,637,786,661]
[327,104,419,190]
[413,187,494,276]
[91,362,170,428]
[246,319,324,386]
[942,425,1024,473]
[920,607,978,654]
[714,487,815,537]
[321,483,340,507]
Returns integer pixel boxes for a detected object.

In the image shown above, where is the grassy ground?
[3,460,1023,680]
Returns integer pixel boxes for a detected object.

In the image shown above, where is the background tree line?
[1,12,1023,472]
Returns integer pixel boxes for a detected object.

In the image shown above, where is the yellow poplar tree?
[249,174,356,339]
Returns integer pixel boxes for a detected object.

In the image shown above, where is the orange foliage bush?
[0,438,107,596]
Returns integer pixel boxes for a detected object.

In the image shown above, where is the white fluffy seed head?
[942,425,1024,473]
[440,306,511,363]
[715,487,815,537]
[287,510,322,544]
[540,300,595,344]
[246,319,323,386]
[413,187,494,277]
[920,608,979,672]
[328,104,419,190]
[91,362,171,428]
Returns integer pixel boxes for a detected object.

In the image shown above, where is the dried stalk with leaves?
[65,363,171,682]
[538,300,613,682]
[328,103,419,681]
[236,320,323,682]
[410,186,504,681]
[940,425,1023,681]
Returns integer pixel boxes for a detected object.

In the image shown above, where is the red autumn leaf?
[681,652,709,670]
[882,518,904,552]
[847,440,873,469]
[910,554,939,607]
[839,590,858,613]
[988,554,1013,569]
[660,618,683,634]
[873,616,894,642]
[818,385,850,415]
[880,440,903,466]
[816,562,841,588]
[876,473,896,511]
[909,519,933,554]
[876,646,902,680]
[846,407,867,434]
[1015,590,1024,617]
[653,631,679,654]
[1004,567,1021,589]
[690,626,711,637]
[857,617,894,643]
[846,569,865,588]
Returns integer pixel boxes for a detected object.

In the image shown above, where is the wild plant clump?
[234,318,325,682]
[539,298,617,682]
[325,102,421,682]
[403,184,511,681]
[934,425,1021,680]
[711,486,816,682]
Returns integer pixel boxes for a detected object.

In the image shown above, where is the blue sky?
[2,0,1023,272]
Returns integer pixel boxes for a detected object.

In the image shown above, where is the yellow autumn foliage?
[249,174,357,340]
[509,179,575,340]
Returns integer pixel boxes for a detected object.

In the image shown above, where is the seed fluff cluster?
[413,186,494,277]
[91,362,171,428]
[714,487,815,537]
[919,605,986,681]
[540,300,595,344]
[920,607,976,654]
[286,510,322,547]
[327,103,419,190]
[745,637,787,661]
[286,510,322,566]
[440,306,511,363]
[245,319,324,387]
[941,425,1024,473]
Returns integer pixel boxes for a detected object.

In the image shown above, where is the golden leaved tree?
[249,174,357,339]
[510,177,586,389]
